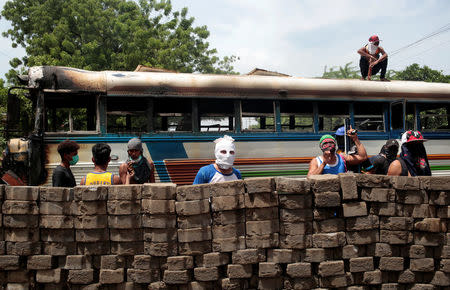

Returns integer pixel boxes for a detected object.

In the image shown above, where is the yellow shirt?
[85,171,114,185]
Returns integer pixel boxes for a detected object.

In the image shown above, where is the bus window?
[318,102,349,132]
[391,102,404,131]
[107,98,148,133]
[241,100,275,131]
[154,98,192,132]
[354,102,385,132]
[198,99,234,132]
[406,103,416,130]
[419,103,450,131]
[45,95,97,132]
[279,101,313,132]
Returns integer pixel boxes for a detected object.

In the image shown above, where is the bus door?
[389,100,406,139]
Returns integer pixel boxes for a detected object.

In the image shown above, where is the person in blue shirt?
[193,135,242,184]
[307,126,368,176]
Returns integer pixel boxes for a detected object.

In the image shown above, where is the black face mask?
[406,143,422,155]
[380,145,398,161]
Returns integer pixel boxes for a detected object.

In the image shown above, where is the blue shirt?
[193,164,242,184]
[316,154,347,175]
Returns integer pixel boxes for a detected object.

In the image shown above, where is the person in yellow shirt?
[80,143,121,185]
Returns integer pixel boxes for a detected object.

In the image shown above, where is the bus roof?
[28,66,450,101]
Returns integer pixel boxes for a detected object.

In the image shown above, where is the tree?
[1,0,237,74]
[390,63,450,83]
[322,62,360,79]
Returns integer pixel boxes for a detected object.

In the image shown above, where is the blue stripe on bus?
[153,160,171,183]
[146,142,188,160]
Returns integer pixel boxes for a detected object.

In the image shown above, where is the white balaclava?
[367,41,378,54]
[214,135,236,170]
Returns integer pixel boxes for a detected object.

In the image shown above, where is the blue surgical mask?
[69,154,79,166]
[128,155,142,163]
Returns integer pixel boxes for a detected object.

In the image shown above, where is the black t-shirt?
[52,165,76,187]
[131,157,152,184]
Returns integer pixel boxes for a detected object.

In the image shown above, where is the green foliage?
[322,62,360,79]
[390,63,450,83]
[0,79,7,150]
[1,0,237,74]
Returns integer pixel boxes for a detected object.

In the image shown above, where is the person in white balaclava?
[193,135,242,184]
[357,35,388,81]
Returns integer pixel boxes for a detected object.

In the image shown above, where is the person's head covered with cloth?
[400,130,431,176]
[214,135,236,169]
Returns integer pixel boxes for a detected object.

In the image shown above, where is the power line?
[390,23,450,57]
[390,38,450,69]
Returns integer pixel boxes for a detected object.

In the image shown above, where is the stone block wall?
[0,174,450,289]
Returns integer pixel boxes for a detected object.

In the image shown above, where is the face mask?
[128,155,142,163]
[368,42,378,54]
[69,154,79,166]
[406,143,421,155]
[214,136,236,170]
[321,142,336,154]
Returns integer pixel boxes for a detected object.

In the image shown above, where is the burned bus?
[2,66,450,185]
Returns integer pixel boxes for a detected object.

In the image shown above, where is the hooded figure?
[214,135,236,170]
[362,139,399,174]
[387,131,431,176]
[193,135,242,184]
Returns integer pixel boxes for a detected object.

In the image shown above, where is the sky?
[0,0,449,80]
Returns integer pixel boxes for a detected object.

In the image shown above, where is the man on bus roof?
[307,126,368,176]
[80,143,121,185]
[387,131,431,176]
[193,135,242,184]
[119,138,155,184]
[358,35,388,81]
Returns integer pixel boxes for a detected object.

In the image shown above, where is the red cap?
[369,35,380,42]
[401,130,427,144]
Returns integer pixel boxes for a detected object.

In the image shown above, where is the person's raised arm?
[307,158,325,177]
[344,127,368,165]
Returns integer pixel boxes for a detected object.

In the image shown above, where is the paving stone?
[107,185,142,200]
[318,260,345,277]
[194,267,219,281]
[308,174,340,192]
[339,173,358,200]
[142,183,177,200]
[286,262,312,278]
[99,268,124,284]
[349,257,374,272]
[410,258,434,272]
[379,257,404,271]
[244,177,275,193]
[314,192,341,207]
[275,177,310,194]
[175,199,210,216]
[227,264,252,279]
[312,232,346,248]
[232,249,266,264]
[343,202,367,217]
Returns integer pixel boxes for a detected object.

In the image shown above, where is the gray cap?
[127,138,143,151]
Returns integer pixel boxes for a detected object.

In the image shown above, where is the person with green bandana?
[307,126,368,176]
[52,139,80,187]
